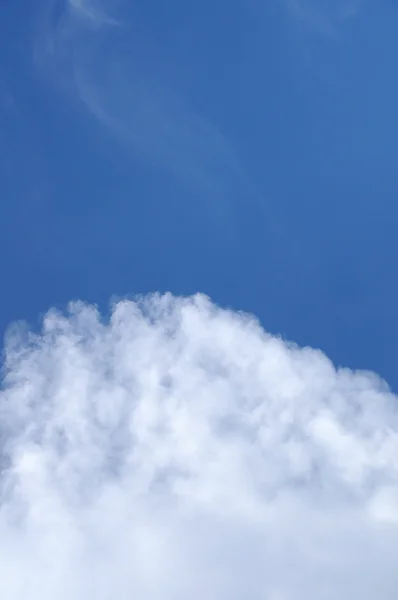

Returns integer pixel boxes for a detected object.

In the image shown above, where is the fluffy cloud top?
[0,293,397,599]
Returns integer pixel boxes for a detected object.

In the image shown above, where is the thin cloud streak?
[284,0,362,37]
[34,0,252,209]
[0,293,397,599]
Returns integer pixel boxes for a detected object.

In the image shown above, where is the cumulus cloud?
[0,293,397,599]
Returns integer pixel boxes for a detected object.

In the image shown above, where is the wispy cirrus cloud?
[276,0,367,87]
[1,293,397,599]
[34,0,252,213]
[68,0,118,25]
[284,0,362,37]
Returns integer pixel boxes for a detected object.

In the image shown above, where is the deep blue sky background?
[1,0,398,387]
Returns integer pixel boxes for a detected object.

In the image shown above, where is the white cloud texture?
[0,293,397,599]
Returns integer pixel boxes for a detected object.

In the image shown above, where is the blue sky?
[1,0,398,387]
[2,2,398,597]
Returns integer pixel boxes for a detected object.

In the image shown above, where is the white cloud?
[0,293,397,599]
